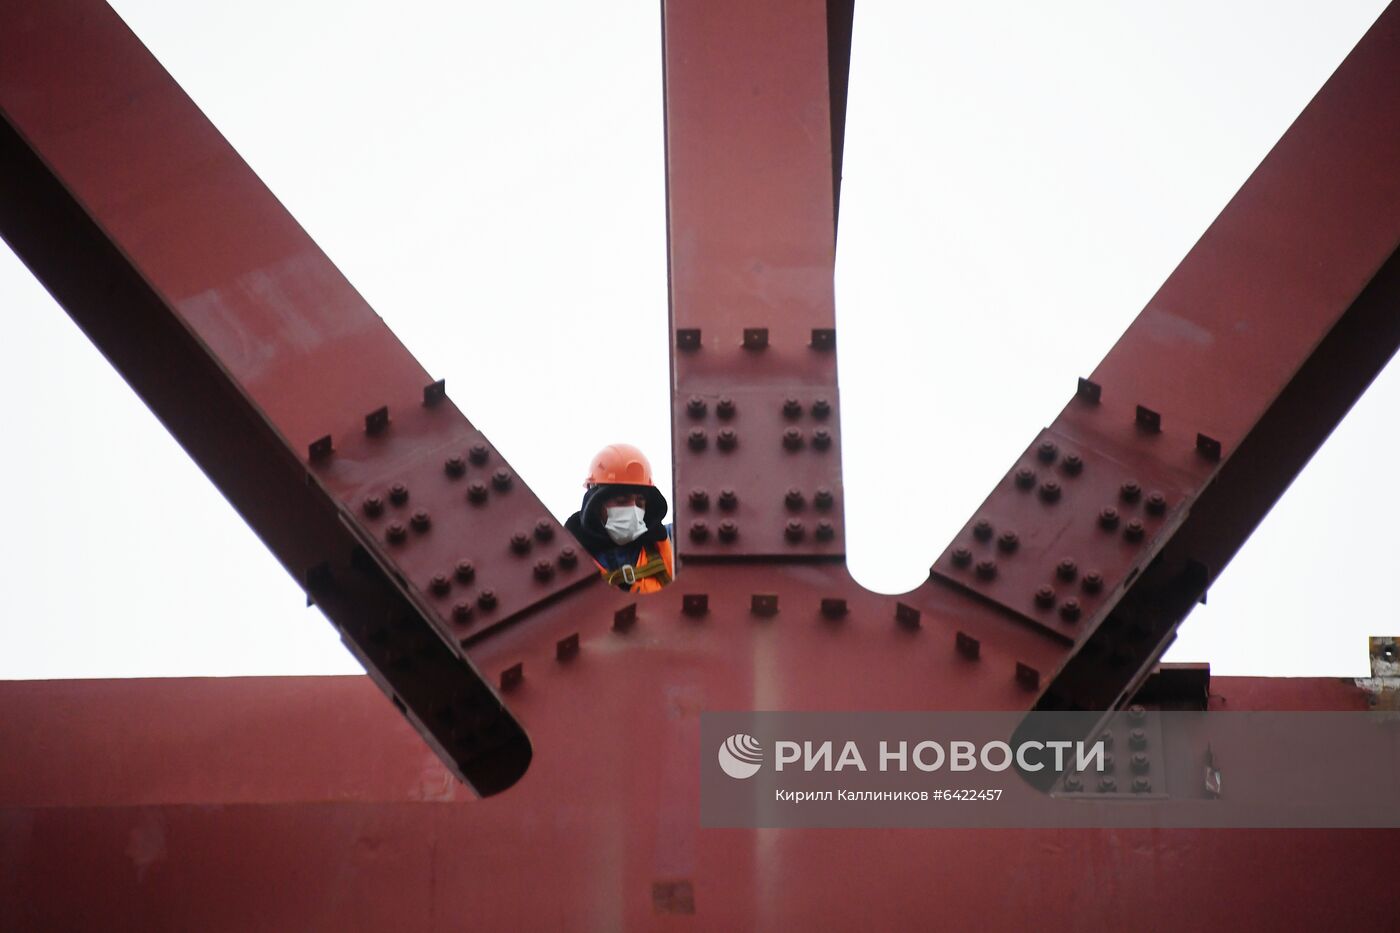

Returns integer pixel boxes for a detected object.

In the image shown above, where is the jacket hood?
[566,482,669,551]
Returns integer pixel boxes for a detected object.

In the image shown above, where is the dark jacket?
[565,483,672,586]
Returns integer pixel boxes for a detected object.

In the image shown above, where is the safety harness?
[603,545,672,588]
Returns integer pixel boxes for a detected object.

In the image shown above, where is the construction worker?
[565,444,674,593]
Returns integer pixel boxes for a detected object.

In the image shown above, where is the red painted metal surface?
[1,675,1394,931]
[1,0,1398,927]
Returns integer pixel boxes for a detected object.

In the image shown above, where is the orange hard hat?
[585,443,655,488]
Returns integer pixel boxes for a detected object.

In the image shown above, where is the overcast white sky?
[1,0,1394,680]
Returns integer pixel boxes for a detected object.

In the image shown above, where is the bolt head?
[1131,777,1152,794]
[716,396,736,419]
[815,519,835,540]
[811,398,831,419]
[1129,727,1147,749]
[686,395,707,417]
[558,546,578,568]
[689,520,710,542]
[1098,507,1120,530]
[1124,519,1145,542]
[445,455,466,477]
[1059,598,1082,622]
[533,559,555,581]
[1119,481,1142,503]
[1056,558,1078,581]
[689,488,710,510]
[782,427,804,450]
[950,547,973,568]
[813,487,834,510]
[1098,776,1117,793]
[785,519,805,542]
[1038,480,1061,502]
[467,481,489,503]
[812,428,832,449]
[972,519,994,541]
[389,483,409,505]
[718,520,738,541]
[491,468,513,490]
[1082,571,1104,593]
[362,495,384,517]
[1130,752,1150,773]
[996,531,1019,553]
[455,560,476,582]
[1064,774,1082,792]
[452,602,474,623]
[1037,441,1058,463]
[1034,586,1056,609]
[1146,491,1167,515]
[534,519,555,541]
[974,559,998,580]
[782,397,802,418]
[386,522,407,543]
[510,532,532,553]
[468,443,490,465]
[784,488,805,510]
[1127,704,1147,720]
[430,574,451,595]
[477,589,498,610]
[410,510,431,532]
[1014,467,1037,490]
[718,488,738,511]
[1061,454,1084,475]
[688,427,708,450]
[717,428,738,450]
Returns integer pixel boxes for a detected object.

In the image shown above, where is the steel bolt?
[1130,752,1150,773]
[716,396,736,419]
[430,574,451,596]
[1039,480,1061,503]
[1098,776,1117,793]
[1082,571,1104,593]
[1037,441,1058,463]
[362,495,384,517]
[534,519,555,542]
[491,468,513,490]
[410,510,431,532]
[688,427,708,450]
[782,397,803,419]
[718,488,738,511]
[558,547,578,568]
[814,487,834,510]
[389,483,409,506]
[1127,704,1146,720]
[445,455,466,477]
[782,427,804,450]
[1124,519,1145,542]
[1034,586,1056,609]
[386,522,407,543]
[452,602,474,623]
[1098,507,1120,530]
[455,560,476,583]
[785,519,805,542]
[1014,467,1037,490]
[686,395,707,418]
[1064,774,1082,792]
[1062,454,1084,476]
[718,520,738,542]
[973,519,994,542]
[1129,728,1147,749]
[467,481,489,503]
[533,559,555,581]
[1146,491,1167,515]
[975,559,998,580]
[950,547,973,568]
[477,589,497,610]
[815,519,835,540]
[997,530,1019,553]
[717,427,738,450]
[1131,777,1152,794]
[1059,598,1082,622]
[510,531,532,554]
[689,521,710,542]
[689,488,710,511]
[785,487,805,510]
[468,443,490,465]
[811,398,831,419]
[1056,558,1078,581]
[1119,481,1142,503]
[812,428,832,450]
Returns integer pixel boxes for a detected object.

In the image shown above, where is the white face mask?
[603,504,648,545]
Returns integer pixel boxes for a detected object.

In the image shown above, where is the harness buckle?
[621,565,636,585]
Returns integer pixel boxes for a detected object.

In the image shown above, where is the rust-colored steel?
[2,0,1399,927]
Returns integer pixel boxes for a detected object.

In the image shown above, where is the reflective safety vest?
[595,536,674,594]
